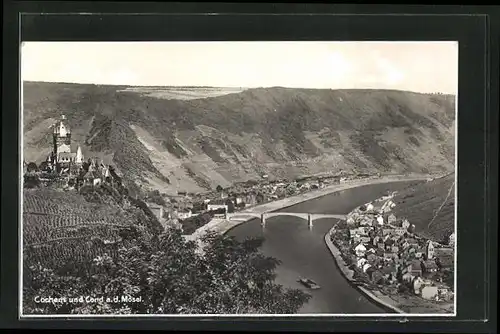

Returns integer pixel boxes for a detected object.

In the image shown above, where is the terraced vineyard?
[23,189,122,219]
[22,188,149,274]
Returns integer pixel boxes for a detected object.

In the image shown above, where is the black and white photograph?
[21,41,457,317]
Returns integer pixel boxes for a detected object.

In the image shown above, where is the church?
[46,114,84,171]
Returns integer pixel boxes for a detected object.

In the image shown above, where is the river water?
[227,180,422,314]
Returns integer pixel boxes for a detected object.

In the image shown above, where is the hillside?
[392,173,455,242]
[23,82,456,194]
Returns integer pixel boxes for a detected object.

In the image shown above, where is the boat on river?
[297,277,321,289]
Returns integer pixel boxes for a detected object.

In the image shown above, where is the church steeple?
[75,146,84,164]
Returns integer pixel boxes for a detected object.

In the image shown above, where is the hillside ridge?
[23,81,456,195]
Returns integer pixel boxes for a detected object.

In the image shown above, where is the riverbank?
[185,174,429,241]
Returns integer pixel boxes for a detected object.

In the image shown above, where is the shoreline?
[184,174,430,241]
[324,225,406,314]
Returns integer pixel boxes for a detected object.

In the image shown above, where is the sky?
[21,41,458,94]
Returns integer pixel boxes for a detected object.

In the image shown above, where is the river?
[227,180,422,314]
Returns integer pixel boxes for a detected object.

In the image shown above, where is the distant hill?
[392,173,455,242]
[23,82,455,194]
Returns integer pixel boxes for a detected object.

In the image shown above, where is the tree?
[147,190,166,206]
[256,193,265,204]
[192,201,206,213]
[216,185,224,192]
[23,227,311,315]
[225,199,235,213]
[39,161,49,172]
[82,162,90,173]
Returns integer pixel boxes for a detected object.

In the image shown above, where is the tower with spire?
[48,114,84,171]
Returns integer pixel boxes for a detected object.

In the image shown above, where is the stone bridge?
[225,212,346,228]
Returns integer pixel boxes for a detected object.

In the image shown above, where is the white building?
[402,218,411,229]
[177,210,192,220]
[354,243,367,257]
[207,204,228,213]
[421,286,439,300]
[448,232,455,246]
[381,200,396,213]
[376,215,384,225]
[357,257,368,268]
[413,277,425,295]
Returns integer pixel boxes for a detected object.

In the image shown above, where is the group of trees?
[146,189,167,206]
[180,212,214,236]
[24,227,311,315]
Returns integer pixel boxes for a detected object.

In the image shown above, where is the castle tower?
[52,114,72,158]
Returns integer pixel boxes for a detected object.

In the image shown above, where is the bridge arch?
[263,212,309,221]
[309,214,347,222]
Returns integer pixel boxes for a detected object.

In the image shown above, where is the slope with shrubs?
[23,184,311,315]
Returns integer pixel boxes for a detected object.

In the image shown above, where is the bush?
[24,174,41,188]
[181,213,213,235]
[147,190,166,206]
[27,162,38,173]
[225,199,235,213]
[398,283,411,294]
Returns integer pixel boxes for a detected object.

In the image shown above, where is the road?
[227,180,422,314]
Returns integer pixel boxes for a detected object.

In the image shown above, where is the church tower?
[52,114,72,158]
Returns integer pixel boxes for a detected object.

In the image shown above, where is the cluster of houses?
[145,171,382,231]
[336,195,455,303]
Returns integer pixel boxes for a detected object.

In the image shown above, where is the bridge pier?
[261,213,266,228]
[308,214,313,229]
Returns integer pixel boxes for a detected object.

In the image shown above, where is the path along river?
[227,180,422,314]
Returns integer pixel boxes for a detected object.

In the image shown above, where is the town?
[24,115,455,308]
[23,115,383,235]
[330,193,455,307]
